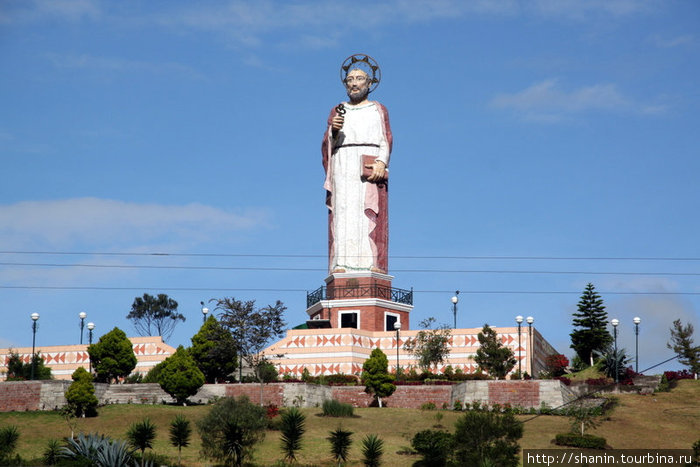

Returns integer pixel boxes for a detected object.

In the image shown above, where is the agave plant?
[60,432,139,467]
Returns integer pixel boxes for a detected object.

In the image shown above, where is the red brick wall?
[332,385,452,408]
[224,384,284,406]
[0,381,42,412]
[488,381,540,407]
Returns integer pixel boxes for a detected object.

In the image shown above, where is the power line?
[1,250,700,261]
[0,285,698,295]
[0,261,698,276]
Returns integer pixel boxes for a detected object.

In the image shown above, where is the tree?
[327,427,353,466]
[127,293,185,342]
[0,426,20,465]
[169,415,191,467]
[411,429,453,467]
[280,406,306,463]
[64,367,98,418]
[87,327,137,383]
[361,348,396,408]
[452,410,523,467]
[361,434,384,467]
[667,319,700,375]
[127,418,156,467]
[5,350,52,380]
[158,345,205,405]
[570,283,612,366]
[214,297,286,395]
[197,395,267,467]
[190,315,238,383]
[474,324,517,379]
[402,317,451,372]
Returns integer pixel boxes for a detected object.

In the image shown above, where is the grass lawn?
[1,380,697,466]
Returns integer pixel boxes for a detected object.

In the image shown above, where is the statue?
[322,54,392,275]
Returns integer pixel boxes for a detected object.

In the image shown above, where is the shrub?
[411,429,453,466]
[664,369,695,381]
[453,409,523,467]
[555,433,607,449]
[555,376,572,386]
[361,434,384,467]
[42,439,62,466]
[325,374,359,385]
[0,425,20,464]
[280,407,306,463]
[545,354,570,377]
[327,427,353,465]
[322,399,355,417]
[197,396,267,467]
[127,418,157,465]
[65,367,98,418]
[453,400,463,411]
[656,374,670,392]
[420,402,437,411]
[585,377,611,386]
[158,346,205,405]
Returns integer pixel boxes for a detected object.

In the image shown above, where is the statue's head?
[345,68,371,103]
[340,54,381,102]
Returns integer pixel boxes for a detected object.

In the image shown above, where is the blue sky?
[1,0,698,374]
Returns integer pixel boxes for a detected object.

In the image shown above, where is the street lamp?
[526,316,534,377]
[515,315,523,379]
[633,316,641,374]
[30,313,39,380]
[201,301,209,323]
[611,318,619,383]
[451,291,460,329]
[394,321,401,375]
[79,311,87,345]
[87,322,95,373]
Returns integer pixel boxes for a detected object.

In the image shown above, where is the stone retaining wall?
[0,379,586,412]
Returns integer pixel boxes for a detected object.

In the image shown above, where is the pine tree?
[570,283,612,366]
[361,348,396,408]
[474,324,517,379]
[190,315,238,383]
[667,319,700,375]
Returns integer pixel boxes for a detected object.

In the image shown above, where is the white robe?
[326,102,390,271]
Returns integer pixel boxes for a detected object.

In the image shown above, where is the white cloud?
[490,78,662,122]
[0,0,100,24]
[46,53,206,80]
[0,198,268,251]
[651,34,694,48]
[532,0,652,20]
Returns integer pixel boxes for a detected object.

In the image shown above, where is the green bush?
[420,402,437,411]
[158,346,205,405]
[0,426,20,464]
[65,367,98,418]
[280,407,305,463]
[555,433,607,449]
[322,399,355,417]
[411,429,453,466]
[197,396,267,467]
[453,409,523,467]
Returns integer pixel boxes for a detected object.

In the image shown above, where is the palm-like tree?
[127,418,156,467]
[361,433,384,467]
[169,415,191,466]
[328,427,353,466]
[280,407,306,463]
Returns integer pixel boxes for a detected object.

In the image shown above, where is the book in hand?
[362,155,388,181]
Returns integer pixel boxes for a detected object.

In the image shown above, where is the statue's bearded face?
[345,69,370,103]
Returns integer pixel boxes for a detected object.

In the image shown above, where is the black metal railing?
[306,285,413,308]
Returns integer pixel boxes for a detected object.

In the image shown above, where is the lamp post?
[515,315,523,379]
[87,322,95,373]
[30,313,39,380]
[611,318,619,383]
[451,291,460,329]
[633,316,641,374]
[394,321,401,374]
[526,316,534,377]
[201,301,209,323]
[79,311,87,345]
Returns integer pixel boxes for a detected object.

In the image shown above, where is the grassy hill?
[0,380,697,466]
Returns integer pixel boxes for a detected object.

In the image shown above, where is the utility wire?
[0,261,697,276]
[1,250,700,261]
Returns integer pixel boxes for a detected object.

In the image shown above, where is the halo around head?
[340,54,381,93]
